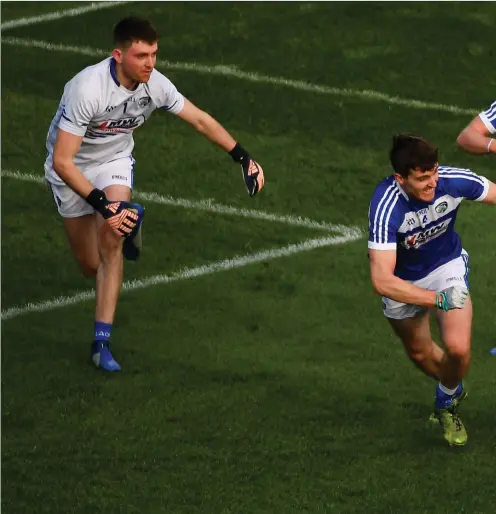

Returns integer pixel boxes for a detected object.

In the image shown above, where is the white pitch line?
[2,170,363,236]
[0,36,478,117]
[1,233,358,321]
[0,2,135,31]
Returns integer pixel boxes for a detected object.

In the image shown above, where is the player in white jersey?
[45,17,265,372]
[457,100,496,356]
[368,134,496,446]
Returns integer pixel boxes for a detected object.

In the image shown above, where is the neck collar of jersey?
[109,57,139,91]
[109,57,120,86]
[394,179,410,201]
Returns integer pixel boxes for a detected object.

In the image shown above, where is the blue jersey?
[368,166,489,280]
[479,100,496,134]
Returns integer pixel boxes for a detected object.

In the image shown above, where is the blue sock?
[435,383,462,409]
[94,321,112,344]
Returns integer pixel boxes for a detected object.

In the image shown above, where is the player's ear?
[112,48,124,64]
[394,172,405,185]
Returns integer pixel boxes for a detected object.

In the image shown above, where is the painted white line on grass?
[0,2,135,31]
[0,37,478,116]
[2,170,363,236]
[1,233,358,321]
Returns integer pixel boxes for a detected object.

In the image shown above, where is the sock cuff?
[438,382,459,396]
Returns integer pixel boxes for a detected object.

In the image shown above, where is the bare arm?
[176,98,236,152]
[369,249,437,307]
[457,116,496,155]
[52,129,94,198]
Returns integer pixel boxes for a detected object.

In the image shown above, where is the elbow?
[52,153,71,176]
[190,112,215,135]
[456,132,466,150]
[372,282,385,296]
[371,275,388,296]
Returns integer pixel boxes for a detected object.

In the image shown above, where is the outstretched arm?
[457,114,496,155]
[175,98,237,151]
[176,98,264,196]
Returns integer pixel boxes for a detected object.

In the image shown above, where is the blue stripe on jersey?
[162,100,178,112]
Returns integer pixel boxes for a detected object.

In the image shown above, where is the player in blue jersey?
[46,17,265,372]
[368,134,496,446]
[457,100,496,355]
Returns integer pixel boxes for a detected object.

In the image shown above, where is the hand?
[101,201,142,237]
[435,286,469,311]
[241,158,265,197]
[229,142,265,197]
[86,188,143,237]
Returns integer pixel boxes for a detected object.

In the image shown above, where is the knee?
[72,251,99,278]
[446,343,471,363]
[98,230,123,263]
[407,349,428,366]
[77,258,98,278]
[98,242,123,268]
[81,264,98,278]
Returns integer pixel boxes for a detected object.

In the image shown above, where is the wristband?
[86,188,108,213]
[228,142,250,163]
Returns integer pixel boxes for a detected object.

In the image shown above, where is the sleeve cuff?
[474,176,490,202]
[479,113,496,134]
[368,241,397,250]
[163,94,185,115]
[59,120,87,137]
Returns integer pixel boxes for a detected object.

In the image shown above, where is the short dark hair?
[113,16,158,48]
[389,133,438,178]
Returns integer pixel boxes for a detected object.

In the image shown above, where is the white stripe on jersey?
[382,193,400,243]
[374,184,394,242]
[479,100,496,134]
[375,186,400,244]
[372,184,395,243]
[483,100,496,120]
[438,166,485,187]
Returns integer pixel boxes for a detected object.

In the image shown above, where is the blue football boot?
[91,341,121,372]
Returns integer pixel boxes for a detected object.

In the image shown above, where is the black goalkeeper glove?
[86,188,142,237]
[229,142,265,197]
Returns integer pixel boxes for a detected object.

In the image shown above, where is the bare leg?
[434,296,473,389]
[94,185,131,323]
[62,214,99,277]
[388,310,444,380]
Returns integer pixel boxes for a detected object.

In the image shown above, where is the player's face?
[396,165,439,202]
[115,40,158,85]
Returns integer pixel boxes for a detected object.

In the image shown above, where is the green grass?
[2,2,496,513]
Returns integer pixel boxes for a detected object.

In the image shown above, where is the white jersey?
[45,57,185,185]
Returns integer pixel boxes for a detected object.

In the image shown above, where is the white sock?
[439,382,458,396]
